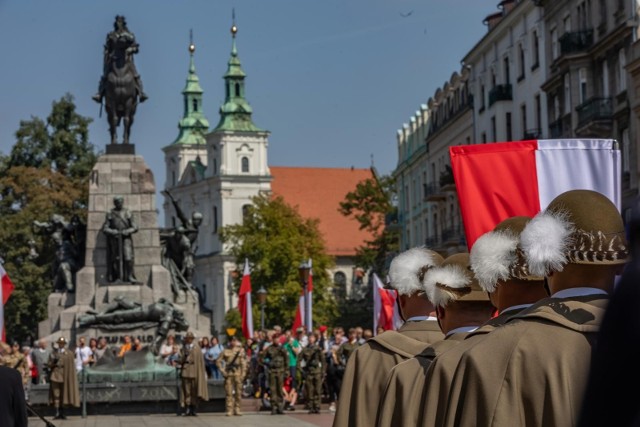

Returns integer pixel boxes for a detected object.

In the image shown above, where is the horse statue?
[93,16,147,145]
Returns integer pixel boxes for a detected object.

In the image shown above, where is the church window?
[241,156,249,173]
[226,83,230,99]
[235,83,241,97]
[333,272,347,302]
[242,204,252,223]
[192,99,198,112]
[213,206,218,233]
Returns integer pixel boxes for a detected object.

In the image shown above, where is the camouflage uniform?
[260,343,288,414]
[216,341,247,416]
[298,343,325,413]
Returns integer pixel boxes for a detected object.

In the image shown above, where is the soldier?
[297,332,324,414]
[178,331,208,416]
[259,333,288,414]
[380,217,547,426]
[47,337,79,420]
[334,247,445,427]
[102,196,139,283]
[216,335,247,416]
[442,190,628,426]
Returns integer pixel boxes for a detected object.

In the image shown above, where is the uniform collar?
[501,303,532,314]
[551,287,608,299]
[405,315,437,322]
[446,326,478,337]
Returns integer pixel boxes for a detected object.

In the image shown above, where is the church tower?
[162,32,209,227]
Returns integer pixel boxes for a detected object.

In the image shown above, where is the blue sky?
[0,0,492,194]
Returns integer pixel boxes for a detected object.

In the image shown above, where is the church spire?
[172,30,210,145]
[214,11,262,132]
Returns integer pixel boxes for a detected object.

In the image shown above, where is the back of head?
[521,190,629,277]
[388,247,444,297]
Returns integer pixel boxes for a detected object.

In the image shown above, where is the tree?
[0,94,97,342]
[220,194,338,330]
[337,172,399,329]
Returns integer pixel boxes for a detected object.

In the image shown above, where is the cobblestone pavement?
[28,411,335,427]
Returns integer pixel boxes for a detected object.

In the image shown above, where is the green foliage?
[224,308,242,333]
[220,194,338,330]
[0,94,97,342]
[337,173,399,329]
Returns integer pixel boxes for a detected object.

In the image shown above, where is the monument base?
[105,143,136,155]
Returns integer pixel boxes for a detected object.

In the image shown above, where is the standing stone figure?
[178,331,208,416]
[216,335,247,416]
[102,196,138,283]
[163,190,202,284]
[47,337,80,420]
[32,214,85,293]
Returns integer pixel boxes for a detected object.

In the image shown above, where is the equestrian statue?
[93,15,148,145]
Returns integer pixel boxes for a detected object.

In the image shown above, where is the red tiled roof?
[270,166,376,257]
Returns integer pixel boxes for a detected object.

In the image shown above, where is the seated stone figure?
[77,296,189,353]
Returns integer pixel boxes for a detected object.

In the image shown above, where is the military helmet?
[57,336,67,346]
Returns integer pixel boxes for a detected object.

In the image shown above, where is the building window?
[503,56,510,85]
[480,84,486,111]
[554,96,560,120]
[535,94,542,131]
[622,128,630,173]
[551,28,558,60]
[491,116,497,142]
[241,156,249,173]
[564,73,571,114]
[235,83,241,97]
[242,204,252,222]
[404,185,410,211]
[563,14,571,33]
[602,60,610,97]
[491,70,497,89]
[521,104,527,136]
[213,158,217,175]
[618,49,627,93]
[506,112,512,141]
[192,99,198,112]
[532,30,540,69]
[213,206,218,233]
[579,67,588,103]
[481,132,487,144]
[333,272,347,301]
[518,44,525,81]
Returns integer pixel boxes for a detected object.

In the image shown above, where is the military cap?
[424,253,489,307]
[57,336,67,346]
[470,216,543,292]
[521,190,629,276]
[185,331,195,339]
[387,247,444,296]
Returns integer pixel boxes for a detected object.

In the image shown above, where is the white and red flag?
[373,273,401,335]
[450,139,621,249]
[238,258,254,339]
[0,262,15,342]
[292,258,313,332]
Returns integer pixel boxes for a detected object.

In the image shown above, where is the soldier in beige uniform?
[179,331,208,416]
[216,335,247,416]
[333,247,445,427]
[47,337,79,420]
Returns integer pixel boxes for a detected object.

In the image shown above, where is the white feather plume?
[388,247,437,295]
[470,231,518,292]
[423,264,471,307]
[520,210,573,276]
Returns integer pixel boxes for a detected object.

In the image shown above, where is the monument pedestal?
[40,153,211,344]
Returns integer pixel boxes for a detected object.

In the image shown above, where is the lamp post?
[257,285,267,331]
[298,261,311,330]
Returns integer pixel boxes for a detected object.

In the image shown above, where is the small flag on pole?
[0,262,15,342]
[373,273,398,335]
[238,259,254,339]
[450,139,621,249]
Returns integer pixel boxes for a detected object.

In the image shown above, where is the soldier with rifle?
[259,333,289,415]
[178,331,208,416]
[216,334,247,416]
[47,337,79,420]
[297,332,325,414]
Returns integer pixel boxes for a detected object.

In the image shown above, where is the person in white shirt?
[74,337,93,373]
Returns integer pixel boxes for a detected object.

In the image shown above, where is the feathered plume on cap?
[470,216,543,292]
[520,210,573,276]
[388,247,444,296]
[423,259,472,307]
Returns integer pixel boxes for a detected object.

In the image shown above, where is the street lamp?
[298,261,311,330]
[257,285,267,331]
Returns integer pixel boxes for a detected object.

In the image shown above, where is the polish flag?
[450,139,621,249]
[238,259,254,339]
[373,273,400,335]
[292,258,313,332]
[0,263,15,342]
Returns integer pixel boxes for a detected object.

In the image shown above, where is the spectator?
[74,337,93,372]
[355,326,365,344]
[283,332,301,390]
[118,335,132,357]
[296,328,308,348]
[132,337,143,351]
[88,338,98,366]
[205,336,224,379]
[160,335,175,361]
[376,326,385,336]
[201,337,210,354]
[93,337,110,361]
[167,345,180,367]
[282,371,298,411]
[31,339,50,385]
[363,329,373,341]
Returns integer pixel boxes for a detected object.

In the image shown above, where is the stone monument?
[38,15,211,347]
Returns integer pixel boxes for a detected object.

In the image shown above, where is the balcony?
[424,183,446,202]
[549,118,563,138]
[575,97,613,137]
[522,128,542,140]
[559,30,594,56]
[488,84,512,107]
[385,211,402,232]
